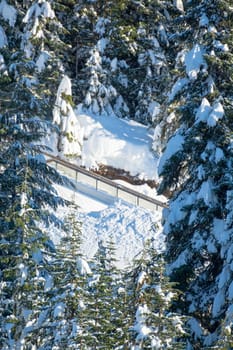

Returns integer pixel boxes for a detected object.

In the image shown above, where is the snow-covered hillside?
[47,109,166,268]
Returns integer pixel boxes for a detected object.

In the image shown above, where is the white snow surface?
[174,0,184,12]
[23,1,55,24]
[168,77,189,101]
[36,51,50,72]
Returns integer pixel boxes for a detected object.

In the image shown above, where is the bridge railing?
[44,152,168,211]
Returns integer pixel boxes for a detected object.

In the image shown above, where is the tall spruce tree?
[158,0,233,347]
[0,1,69,348]
[39,208,90,350]
[80,239,127,349]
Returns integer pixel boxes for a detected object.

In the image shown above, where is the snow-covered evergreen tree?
[80,239,127,349]
[127,240,186,349]
[53,75,83,157]
[0,2,70,347]
[39,208,91,349]
[68,1,128,117]
[20,0,68,121]
[158,0,233,347]
[134,1,170,125]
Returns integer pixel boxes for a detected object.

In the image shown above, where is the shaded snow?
[228,281,233,300]
[0,25,7,47]
[199,13,209,27]
[187,318,203,340]
[197,179,217,207]
[0,0,17,27]
[212,289,225,317]
[212,218,229,245]
[215,147,224,163]
[36,51,50,72]
[54,302,65,318]
[158,133,184,175]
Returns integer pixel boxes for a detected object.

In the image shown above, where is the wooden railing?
[44,152,168,211]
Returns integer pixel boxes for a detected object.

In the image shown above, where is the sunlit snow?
[51,109,160,181]
[185,44,206,80]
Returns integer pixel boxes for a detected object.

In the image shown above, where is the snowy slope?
[51,181,164,269]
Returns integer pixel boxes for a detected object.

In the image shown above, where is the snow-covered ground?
[45,109,166,268]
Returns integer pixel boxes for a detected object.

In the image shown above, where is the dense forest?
[0,0,233,348]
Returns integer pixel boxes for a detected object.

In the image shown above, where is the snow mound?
[78,112,159,181]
